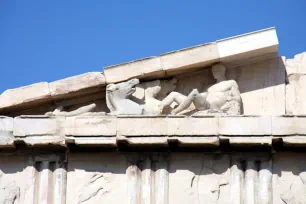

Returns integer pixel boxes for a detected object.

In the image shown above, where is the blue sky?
[0,0,305,93]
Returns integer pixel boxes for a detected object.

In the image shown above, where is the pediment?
[0,27,280,116]
[1,27,306,149]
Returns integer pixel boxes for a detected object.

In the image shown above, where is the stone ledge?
[16,136,66,147]
[65,116,117,136]
[49,72,106,100]
[104,57,164,84]
[117,117,218,136]
[1,115,306,148]
[13,116,59,136]
[160,43,219,74]
[103,27,278,83]
[281,136,306,147]
[271,116,306,135]
[219,116,271,136]
[167,117,218,136]
[4,135,306,148]
[5,115,306,137]
[117,136,219,147]
[217,27,278,63]
[117,117,169,136]
[220,136,272,147]
[0,82,51,113]
[66,136,117,147]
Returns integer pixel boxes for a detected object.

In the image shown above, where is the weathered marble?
[67,153,127,204]
[227,56,286,115]
[273,153,306,204]
[1,28,306,204]
[160,43,219,74]
[106,78,144,115]
[13,116,59,136]
[0,152,305,203]
[104,57,164,84]
[159,63,242,115]
[217,27,278,65]
[285,52,306,115]
[49,72,106,100]
[1,115,306,148]
[0,117,14,147]
[0,82,51,113]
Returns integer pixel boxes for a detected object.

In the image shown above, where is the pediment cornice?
[0,27,278,115]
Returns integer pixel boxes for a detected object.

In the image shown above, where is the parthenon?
[1,27,306,204]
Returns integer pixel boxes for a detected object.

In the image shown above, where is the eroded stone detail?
[77,172,114,204]
[193,155,230,203]
[0,171,20,204]
[285,52,306,115]
[45,103,105,117]
[279,171,306,204]
[159,63,242,115]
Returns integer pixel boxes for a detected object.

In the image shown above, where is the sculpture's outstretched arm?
[46,103,97,117]
[66,103,97,116]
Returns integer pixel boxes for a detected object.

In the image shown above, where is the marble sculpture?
[105,63,242,116]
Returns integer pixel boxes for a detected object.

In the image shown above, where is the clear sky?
[0,0,305,93]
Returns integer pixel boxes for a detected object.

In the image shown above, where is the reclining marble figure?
[106,78,177,115]
[45,103,98,117]
[142,78,177,115]
[159,63,242,115]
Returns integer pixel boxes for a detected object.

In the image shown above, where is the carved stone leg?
[171,89,199,114]
[159,92,187,112]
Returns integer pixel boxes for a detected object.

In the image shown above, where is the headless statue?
[143,78,177,115]
[159,63,242,115]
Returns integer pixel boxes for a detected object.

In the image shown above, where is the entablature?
[1,115,306,149]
